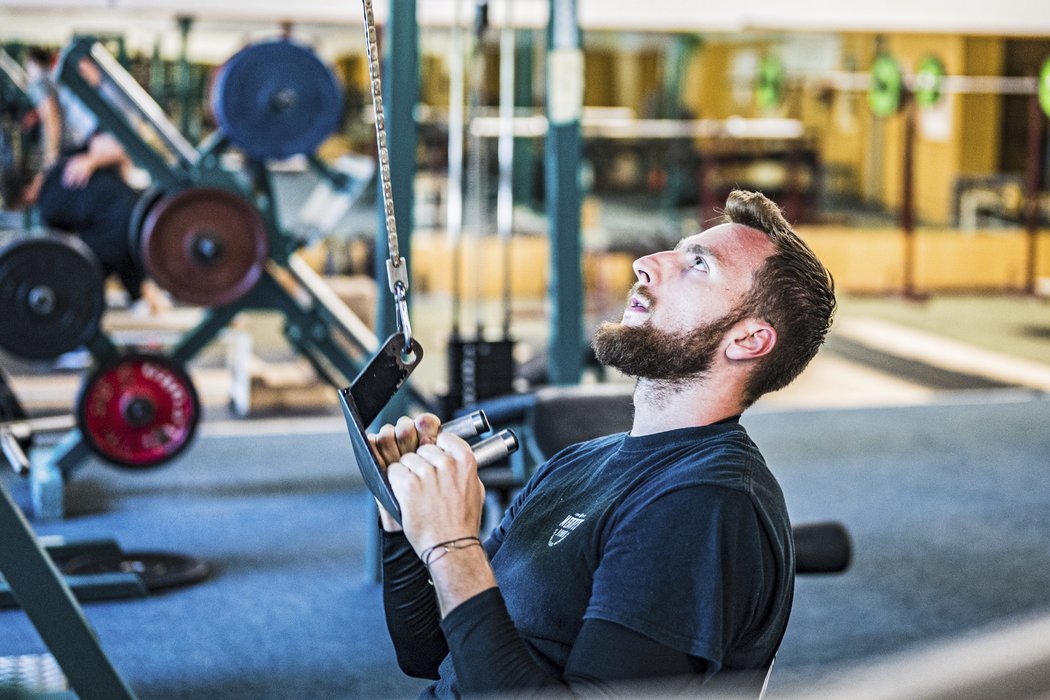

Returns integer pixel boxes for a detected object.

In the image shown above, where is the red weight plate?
[77,354,200,469]
[140,187,269,307]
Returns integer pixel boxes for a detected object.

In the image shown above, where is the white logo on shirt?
[548,512,587,547]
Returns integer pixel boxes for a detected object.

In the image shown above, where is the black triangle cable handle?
[339,334,518,524]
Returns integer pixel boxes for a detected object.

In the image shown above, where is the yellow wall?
[802,34,1005,225]
[410,228,1050,298]
[800,225,1050,293]
[677,33,1009,226]
[957,36,1005,176]
[584,50,618,107]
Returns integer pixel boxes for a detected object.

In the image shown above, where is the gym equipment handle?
[440,411,491,440]
[794,521,852,574]
[470,429,519,467]
[0,416,77,476]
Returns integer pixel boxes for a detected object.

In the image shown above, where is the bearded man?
[371,190,836,697]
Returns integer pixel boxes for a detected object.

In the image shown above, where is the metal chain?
[360,0,412,349]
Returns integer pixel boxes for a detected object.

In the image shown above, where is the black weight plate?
[210,39,343,161]
[61,551,212,591]
[0,233,105,360]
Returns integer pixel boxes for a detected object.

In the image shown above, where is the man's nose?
[632,250,669,284]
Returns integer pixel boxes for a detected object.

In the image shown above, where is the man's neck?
[630,376,743,436]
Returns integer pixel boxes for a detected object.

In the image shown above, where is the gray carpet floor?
[2,392,1050,698]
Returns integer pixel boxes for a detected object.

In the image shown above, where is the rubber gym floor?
[3,287,1050,698]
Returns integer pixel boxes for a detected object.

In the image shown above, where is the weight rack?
[23,37,431,520]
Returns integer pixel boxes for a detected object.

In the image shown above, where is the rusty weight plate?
[140,187,269,307]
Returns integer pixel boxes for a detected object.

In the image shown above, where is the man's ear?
[725,320,777,361]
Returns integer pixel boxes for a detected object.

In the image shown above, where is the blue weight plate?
[211,39,343,161]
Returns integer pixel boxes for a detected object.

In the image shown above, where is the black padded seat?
[525,383,635,462]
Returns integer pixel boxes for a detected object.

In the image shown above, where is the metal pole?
[512,30,535,208]
[497,0,516,337]
[448,0,466,337]
[176,15,194,142]
[372,0,418,372]
[545,0,583,385]
[1024,91,1046,295]
[901,99,917,298]
[0,481,137,700]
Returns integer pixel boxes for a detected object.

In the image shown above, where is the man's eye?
[691,256,708,271]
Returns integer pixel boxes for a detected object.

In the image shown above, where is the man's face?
[592,223,774,381]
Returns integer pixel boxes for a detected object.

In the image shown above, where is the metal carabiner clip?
[393,280,414,356]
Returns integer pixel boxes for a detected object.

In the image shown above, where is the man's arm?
[35,91,62,169]
[371,414,463,675]
[62,133,129,188]
[381,529,447,679]
[441,589,708,696]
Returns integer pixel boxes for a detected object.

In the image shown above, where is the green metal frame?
[545,0,584,385]
[0,478,137,699]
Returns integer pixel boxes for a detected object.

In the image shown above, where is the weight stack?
[443,338,516,417]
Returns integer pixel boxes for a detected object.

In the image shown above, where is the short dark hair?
[724,190,836,406]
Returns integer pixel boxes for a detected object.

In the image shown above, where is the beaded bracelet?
[420,536,482,569]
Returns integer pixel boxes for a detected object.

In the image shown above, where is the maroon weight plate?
[140,186,269,307]
[77,353,200,469]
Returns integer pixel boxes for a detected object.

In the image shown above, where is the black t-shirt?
[386,419,795,697]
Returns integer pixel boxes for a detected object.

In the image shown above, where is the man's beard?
[591,295,744,382]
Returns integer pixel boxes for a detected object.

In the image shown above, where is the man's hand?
[371,412,497,617]
[368,413,442,532]
[386,431,486,557]
[62,154,96,189]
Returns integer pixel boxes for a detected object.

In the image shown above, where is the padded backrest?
[526,383,634,461]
